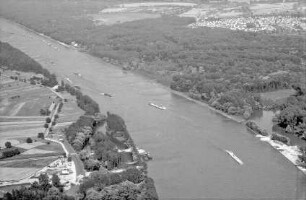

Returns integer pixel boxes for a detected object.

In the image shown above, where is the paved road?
[44,91,85,177]
[63,140,85,176]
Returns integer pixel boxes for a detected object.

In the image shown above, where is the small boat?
[148,102,166,110]
[225,150,243,165]
[101,93,112,97]
[73,72,82,77]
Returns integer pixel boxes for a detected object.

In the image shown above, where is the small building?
[61,169,70,175]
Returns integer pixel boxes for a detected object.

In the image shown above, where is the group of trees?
[1,142,19,159]
[1,148,20,158]
[79,168,158,200]
[65,116,95,150]
[275,86,306,139]
[63,83,99,115]
[40,108,51,116]
[0,42,58,87]
[3,173,74,200]
[91,131,121,170]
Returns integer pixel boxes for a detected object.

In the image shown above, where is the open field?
[91,1,196,25]
[0,116,45,122]
[1,153,61,161]
[260,89,296,101]
[0,127,44,148]
[35,141,64,153]
[0,76,56,116]
[57,92,84,123]
[0,168,39,181]
[0,157,57,168]
[91,13,160,25]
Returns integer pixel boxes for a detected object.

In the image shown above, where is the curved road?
[0,18,305,199]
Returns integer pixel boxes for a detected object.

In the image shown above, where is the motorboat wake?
[101,93,112,97]
[148,102,166,110]
[225,150,243,165]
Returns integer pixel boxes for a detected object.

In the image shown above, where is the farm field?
[0,127,45,148]
[0,71,59,148]
[0,168,39,181]
[0,157,58,168]
[0,76,56,117]
[0,140,64,183]
[260,89,296,102]
[56,92,84,124]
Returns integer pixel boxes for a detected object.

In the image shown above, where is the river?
[0,18,305,199]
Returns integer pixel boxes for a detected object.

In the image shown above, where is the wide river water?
[1,18,305,199]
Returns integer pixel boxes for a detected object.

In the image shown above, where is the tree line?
[3,173,74,200]
[0,42,58,87]
[62,83,99,115]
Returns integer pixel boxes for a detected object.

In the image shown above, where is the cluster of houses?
[190,15,306,33]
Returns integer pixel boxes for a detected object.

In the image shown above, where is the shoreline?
[246,123,306,175]
[1,16,305,176]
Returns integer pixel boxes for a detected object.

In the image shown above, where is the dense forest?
[0,42,58,87]
[84,16,304,118]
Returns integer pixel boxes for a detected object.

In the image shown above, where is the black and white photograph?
[0,0,305,199]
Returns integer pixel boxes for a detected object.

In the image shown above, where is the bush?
[2,148,20,158]
[271,133,290,144]
[38,132,45,139]
[5,141,12,148]
[26,137,33,143]
[46,117,51,123]
[246,121,269,136]
[122,168,144,184]
[84,159,100,171]
[52,121,56,126]
[44,123,49,128]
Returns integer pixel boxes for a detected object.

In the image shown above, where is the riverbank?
[246,121,306,175]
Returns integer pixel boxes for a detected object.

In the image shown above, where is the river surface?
[1,18,305,199]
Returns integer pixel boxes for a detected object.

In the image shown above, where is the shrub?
[38,132,45,139]
[246,121,269,136]
[271,133,290,144]
[122,168,144,184]
[5,141,12,148]
[52,121,56,126]
[84,159,100,171]
[2,148,20,158]
[44,123,49,128]
[46,117,51,123]
[26,137,33,143]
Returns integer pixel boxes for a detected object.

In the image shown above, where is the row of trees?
[63,83,99,115]
[0,42,58,87]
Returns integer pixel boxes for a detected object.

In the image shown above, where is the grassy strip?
[0,157,57,168]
